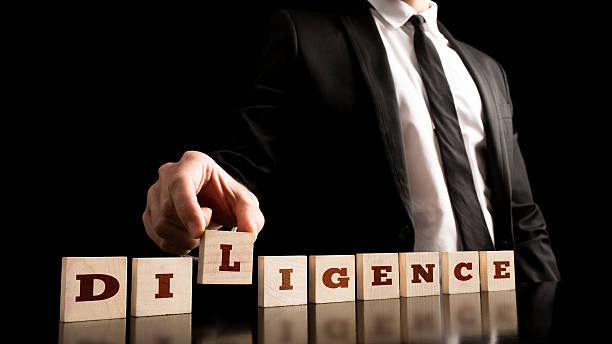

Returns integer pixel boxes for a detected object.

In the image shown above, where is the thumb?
[234,199,265,240]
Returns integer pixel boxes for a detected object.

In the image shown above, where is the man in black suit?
[142,0,560,282]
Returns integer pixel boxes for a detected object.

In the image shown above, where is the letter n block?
[131,257,192,317]
[479,250,515,291]
[258,256,307,307]
[356,253,399,300]
[60,257,127,322]
[308,255,355,304]
[441,251,480,294]
[197,230,254,284]
[399,252,440,297]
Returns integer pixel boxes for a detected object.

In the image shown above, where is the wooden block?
[399,252,440,297]
[400,295,442,343]
[441,251,480,294]
[356,253,399,300]
[481,290,518,336]
[309,302,356,344]
[442,293,482,339]
[479,250,515,291]
[130,314,191,344]
[309,255,355,304]
[59,318,125,344]
[357,299,401,343]
[258,256,307,307]
[197,229,254,284]
[131,257,192,317]
[257,305,308,343]
[60,257,127,322]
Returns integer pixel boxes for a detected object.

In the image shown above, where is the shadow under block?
[131,257,192,317]
[59,318,126,344]
[60,257,127,322]
[130,314,192,344]
[479,250,516,291]
[356,253,399,300]
[197,229,254,284]
[357,298,401,344]
[309,302,357,344]
[441,251,480,294]
[309,255,356,304]
[258,255,307,307]
[399,252,440,297]
[257,305,308,343]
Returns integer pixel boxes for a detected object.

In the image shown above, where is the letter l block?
[197,230,254,284]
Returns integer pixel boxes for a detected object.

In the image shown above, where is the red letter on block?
[279,268,294,290]
[493,261,511,279]
[75,274,120,302]
[154,273,174,298]
[453,262,473,281]
[411,264,435,283]
[371,266,392,286]
[322,267,349,288]
[219,244,240,271]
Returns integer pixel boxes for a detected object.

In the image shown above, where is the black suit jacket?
[211,4,560,282]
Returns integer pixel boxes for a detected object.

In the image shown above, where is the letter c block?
[60,257,127,322]
[441,252,480,294]
[308,255,355,304]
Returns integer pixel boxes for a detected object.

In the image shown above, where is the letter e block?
[441,251,480,294]
[399,252,440,297]
[258,256,307,307]
[131,257,192,317]
[479,251,515,291]
[197,230,254,284]
[309,255,355,304]
[60,257,127,322]
[356,253,399,300]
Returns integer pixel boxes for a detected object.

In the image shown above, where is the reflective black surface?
[55,282,589,343]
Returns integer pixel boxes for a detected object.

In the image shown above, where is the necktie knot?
[409,14,426,31]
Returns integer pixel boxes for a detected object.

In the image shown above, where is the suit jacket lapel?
[340,8,415,236]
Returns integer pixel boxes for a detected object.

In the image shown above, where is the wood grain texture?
[441,251,480,294]
[357,299,401,343]
[197,230,254,284]
[308,255,355,304]
[356,253,399,300]
[257,305,308,343]
[400,296,442,343]
[60,257,127,322]
[309,302,356,344]
[131,257,192,317]
[59,318,125,344]
[479,250,515,291]
[130,314,191,344]
[399,252,440,297]
[258,256,307,307]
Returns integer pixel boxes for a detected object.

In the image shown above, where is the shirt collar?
[368,0,440,33]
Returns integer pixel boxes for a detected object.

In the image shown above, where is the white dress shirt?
[368,0,495,251]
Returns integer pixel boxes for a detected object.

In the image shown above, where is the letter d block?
[131,257,192,317]
[258,256,307,307]
[197,230,254,284]
[441,251,480,294]
[399,252,440,297]
[308,255,355,304]
[60,257,127,322]
[479,251,515,291]
[356,253,399,300]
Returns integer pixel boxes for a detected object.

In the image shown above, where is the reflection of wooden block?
[258,256,307,307]
[399,252,439,297]
[131,257,192,317]
[481,290,518,335]
[130,314,191,344]
[309,302,356,344]
[257,305,308,343]
[309,255,355,304]
[60,257,127,322]
[442,293,482,339]
[357,299,401,343]
[479,251,515,291]
[59,318,126,344]
[400,296,441,343]
[441,252,480,294]
[356,253,399,300]
[197,230,254,284]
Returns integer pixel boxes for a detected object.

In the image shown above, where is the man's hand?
[143,151,265,255]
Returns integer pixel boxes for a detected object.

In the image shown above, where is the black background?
[18,1,602,338]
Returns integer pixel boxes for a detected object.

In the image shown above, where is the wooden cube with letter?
[479,250,515,291]
[258,256,307,307]
[399,252,440,297]
[197,229,254,284]
[131,257,192,317]
[441,251,480,294]
[308,255,355,304]
[356,253,399,300]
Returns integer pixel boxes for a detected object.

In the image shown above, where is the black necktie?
[409,15,494,251]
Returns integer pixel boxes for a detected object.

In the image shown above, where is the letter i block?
[258,256,307,307]
[197,230,254,284]
[308,255,355,304]
[399,252,440,297]
[60,257,127,322]
[356,253,399,300]
[441,251,480,294]
[479,251,515,291]
[131,257,192,317]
